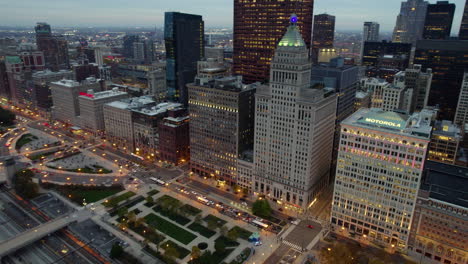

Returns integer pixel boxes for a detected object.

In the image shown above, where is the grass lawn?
[147,189,159,196]
[103,191,136,207]
[144,213,197,245]
[143,246,176,264]
[47,164,113,174]
[203,214,227,226]
[153,205,191,226]
[161,240,191,259]
[28,151,56,161]
[180,204,202,216]
[41,183,124,205]
[156,194,179,204]
[215,236,240,247]
[229,226,253,241]
[16,133,38,149]
[188,222,216,238]
[128,221,165,244]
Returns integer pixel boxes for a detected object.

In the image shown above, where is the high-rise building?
[197,58,230,81]
[362,41,412,71]
[78,88,129,133]
[381,72,413,112]
[363,22,380,42]
[454,72,468,126]
[354,91,371,111]
[147,69,167,102]
[122,35,139,59]
[460,0,468,39]
[428,120,461,164]
[422,1,456,40]
[312,14,335,53]
[188,76,257,185]
[32,69,74,112]
[331,108,433,250]
[72,62,99,82]
[158,108,190,165]
[233,0,313,84]
[165,12,204,105]
[408,161,468,264]
[414,39,468,120]
[0,60,9,99]
[362,77,390,108]
[253,17,337,209]
[392,0,429,44]
[133,42,145,62]
[35,22,69,71]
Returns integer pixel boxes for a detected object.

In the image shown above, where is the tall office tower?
[361,77,390,108]
[363,22,380,42]
[32,69,74,112]
[144,40,155,64]
[133,42,145,62]
[312,14,335,52]
[35,22,69,71]
[94,47,105,67]
[311,57,358,123]
[392,0,428,44]
[197,58,230,80]
[188,76,257,185]
[122,35,139,59]
[0,61,9,99]
[362,41,412,70]
[381,72,413,112]
[50,78,103,124]
[205,47,224,62]
[402,64,432,112]
[233,0,313,84]
[422,1,456,40]
[408,161,468,264]
[253,17,337,209]
[460,0,468,39]
[455,73,468,126]
[427,120,461,164]
[414,40,468,120]
[158,108,190,165]
[78,88,129,133]
[331,108,433,250]
[147,69,167,102]
[72,62,99,82]
[165,12,204,105]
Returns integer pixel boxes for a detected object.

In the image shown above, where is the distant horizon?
[0,0,466,32]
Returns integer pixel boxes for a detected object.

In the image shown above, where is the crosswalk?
[282,240,303,252]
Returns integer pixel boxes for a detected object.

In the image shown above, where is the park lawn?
[28,151,56,161]
[153,205,191,226]
[229,226,253,241]
[128,221,165,244]
[161,240,191,259]
[147,189,159,196]
[16,133,38,149]
[156,194,179,204]
[103,191,136,207]
[41,183,124,205]
[203,214,227,226]
[180,204,202,216]
[215,235,240,247]
[188,222,216,238]
[144,213,197,245]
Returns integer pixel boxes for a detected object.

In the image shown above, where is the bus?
[131,153,144,160]
[150,177,166,186]
[252,220,269,229]
[197,196,209,204]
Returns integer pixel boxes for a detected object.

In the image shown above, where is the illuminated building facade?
[233,0,313,84]
[165,12,204,105]
[362,41,411,71]
[331,108,433,250]
[392,0,428,44]
[158,108,190,165]
[312,14,335,63]
[408,161,468,264]
[428,120,461,164]
[413,39,468,120]
[35,22,69,71]
[454,72,468,126]
[460,0,468,40]
[254,17,337,209]
[188,76,257,185]
[422,1,455,40]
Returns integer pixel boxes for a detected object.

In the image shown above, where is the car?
[240,198,246,202]
[307,225,314,229]
[254,241,263,246]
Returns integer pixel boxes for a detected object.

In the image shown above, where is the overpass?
[0,210,90,258]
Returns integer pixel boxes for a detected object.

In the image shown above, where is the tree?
[319,242,358,264]
[118,221,128,231]
[146,196,154,204]
[252,198,272,218]
[194,214,202,224]
[127,211,136,223]
[135,217,145,227]
[0,108,15,126]
[13,170,39,199]
[219,226,228,237]
[110,243,124,258]
[191,246,201,259]
[207,219,218,230]
[164,246,180,261]
[117,207,128,218]
[227,228,239,241]
[214,240,226,253]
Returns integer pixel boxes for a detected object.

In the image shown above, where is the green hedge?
[180,204,202,216]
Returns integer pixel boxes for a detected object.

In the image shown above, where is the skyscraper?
[233,0,313,84]
[454,72,468,126]
[422,1,456,40]
[313,14,335,49]
[362,41,412,70]
[165,12,204,105]
[35,22,69,71]
[331,108,433,250]
[122,35,139,59]
[414,39,468,120]
[460,0,468,39]
[363,22,380,42]
[253,16,337,209]
[392,0,428,44]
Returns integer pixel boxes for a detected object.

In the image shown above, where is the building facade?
[35,22,69,71]
[233,0,313,84]
[312,13,335,63]
[165,12,204,105]
[408,161,467,264]
[331,108,433,250]
[362,41,412,71]
[460,0,468,40]
[428,120,461,164]
[158,108,190,165]
[392,0,429,44]
[254,18,337,209]
[363,22,380,42]
[454,72,468,126]
[414,39,468,120]
[147,69,167,102]
[32,69,74,111]
[188,76,256,185]
[422,1,456,40]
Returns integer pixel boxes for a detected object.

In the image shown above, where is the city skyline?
[1,0,466,32]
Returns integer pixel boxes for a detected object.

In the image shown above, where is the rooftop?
[79,88,127,100]
[51,79,80,87]
[33,69,72,77]
[355,91,369,99]
[343,108,433,139]
[106,96,155,110]
[422,161,468,208]
[277,15,306,48]
[133,102,183,116]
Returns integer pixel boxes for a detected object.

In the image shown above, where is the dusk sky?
[0,0,466,32]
